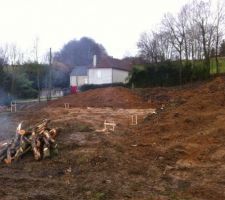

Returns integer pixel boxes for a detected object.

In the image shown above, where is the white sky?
[0,0,189,60]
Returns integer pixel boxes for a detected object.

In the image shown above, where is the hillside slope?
[131,76,225,199]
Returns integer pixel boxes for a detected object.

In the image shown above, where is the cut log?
[0,119,58,164]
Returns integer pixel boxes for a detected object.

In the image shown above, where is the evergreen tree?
[54,37,107,67]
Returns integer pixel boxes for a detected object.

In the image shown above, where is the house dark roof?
[70,56,134,76]
[95,56,133,71]
[70,66,88,76]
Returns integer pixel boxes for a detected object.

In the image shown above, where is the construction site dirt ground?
[1,77,225,200]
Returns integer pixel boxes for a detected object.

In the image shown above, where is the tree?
[137,31,172,63]
[23,62,49,91]
[0,45,8,66]
[136,0,225,85]
[162,12,186,85]
[219,40,225,56]
[162,13,184,64]
[7,44,24,96]
[214,0,225,73]
[193,0,215,69]
[137,32,156,63]
[54,37,107,67]
[14,73,38,99]
[137,0,225,72]
[0,58,6,86]
[32,37,41,102]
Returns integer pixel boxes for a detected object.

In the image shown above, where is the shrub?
[128,60,210,87]
[79,82,127,92]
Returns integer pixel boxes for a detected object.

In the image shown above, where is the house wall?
[88,68,112,84]
[70,76,76,86]
[112,69,129,83]
[70,76,88,86]
[40,89,64,98]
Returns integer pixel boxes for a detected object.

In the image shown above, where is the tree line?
[0,37,107,104]
[138,0,225,69]
[132,0,225,87]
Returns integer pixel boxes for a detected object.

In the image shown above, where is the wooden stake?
[131,115,138,125]
[104,120,116,131]
[64,103,70,109]
[11,102,16,112]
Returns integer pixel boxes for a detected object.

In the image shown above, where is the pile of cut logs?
[0,119,58,164]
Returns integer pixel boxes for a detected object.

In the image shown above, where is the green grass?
[76,123,92,132]
[92,192,106,200]
[210,57,225,74]
[135,57,225,75]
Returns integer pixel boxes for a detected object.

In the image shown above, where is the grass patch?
[92,192,106,200]
[210,57,225,74]
[76,123,92,132]
[76,154,92,165]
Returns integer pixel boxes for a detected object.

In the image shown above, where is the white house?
[88,67,128,84]
[70,66,88,87]
[70,56,131,87]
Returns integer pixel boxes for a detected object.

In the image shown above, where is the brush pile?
[0,119,58,164]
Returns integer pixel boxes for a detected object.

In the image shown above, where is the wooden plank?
[64,103,70,109]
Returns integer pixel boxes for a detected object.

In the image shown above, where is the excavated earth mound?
[131,76,225,199]
[48,87,152,108]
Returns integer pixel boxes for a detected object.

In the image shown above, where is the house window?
[97,70,101,78]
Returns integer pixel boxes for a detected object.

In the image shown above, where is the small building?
[88,67,128,84]
[40,88,64,99]
[70,66,88,87]
[70,56,132,88]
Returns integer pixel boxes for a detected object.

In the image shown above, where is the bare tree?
[8,44,24,65]
[193,0,215,68]
[137,32,154,63]
[162,13,184,64]
[7,44,24,97]
[162,13,186,85]
[155,30,174,61]
[0,44,9,65]
[137,0,225,77]
[178,4,190,61]
[214,0,225,73]
[32,37,41,102]
[184,3,200,65]
[137,30,173,63]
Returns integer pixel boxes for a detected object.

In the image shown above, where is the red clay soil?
[48,87,152,108]
[131,76,225,199]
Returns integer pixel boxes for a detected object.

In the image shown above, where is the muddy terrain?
[0,77,225,200]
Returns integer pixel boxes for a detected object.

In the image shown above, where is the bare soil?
[48,87,153,108]
[1,76,225,200]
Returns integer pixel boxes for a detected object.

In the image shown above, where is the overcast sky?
[0,0,190,60]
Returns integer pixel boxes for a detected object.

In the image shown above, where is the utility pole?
[34,37,41,103]
[48,48,52,100]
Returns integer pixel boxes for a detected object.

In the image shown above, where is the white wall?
[88,68,112,84]
[112,69,129,83]
[70,76,88,86]
[70,76,77,86]
[77,76,88,86]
